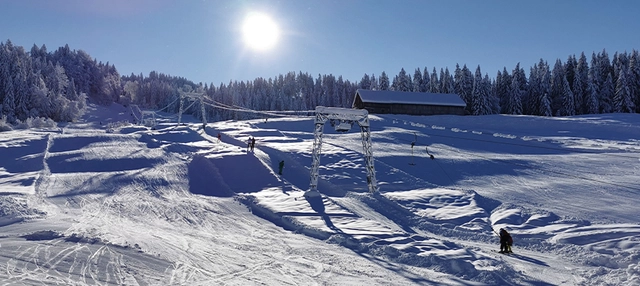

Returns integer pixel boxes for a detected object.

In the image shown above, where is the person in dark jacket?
[499,228,513,253]
[278,160,284,175]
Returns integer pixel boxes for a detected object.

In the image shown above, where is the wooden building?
[352,89,466,116]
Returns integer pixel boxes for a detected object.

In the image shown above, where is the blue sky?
[2,0,639,85]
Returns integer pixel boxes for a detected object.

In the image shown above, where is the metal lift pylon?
[306,106,378,198]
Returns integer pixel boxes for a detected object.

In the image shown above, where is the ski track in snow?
[1,104,639,285]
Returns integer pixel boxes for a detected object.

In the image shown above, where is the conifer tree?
[559,75,575,116]
[359,74,371,90]
[585,80,599,114]
[599,73,614,113]
[412,68,422,92]
[614,67,634,113]
[422,67,430,92]
[550,59,565,115]
[379,71,389,90]
[429,67,439,93]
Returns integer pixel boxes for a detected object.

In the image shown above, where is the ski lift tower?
[307,106,378,198]
[178,92,208,129]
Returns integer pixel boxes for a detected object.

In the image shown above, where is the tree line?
[1,39,638,126]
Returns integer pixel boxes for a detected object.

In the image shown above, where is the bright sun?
[242,12,279,51]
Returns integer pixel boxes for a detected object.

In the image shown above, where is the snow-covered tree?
[421,67,430,92]
[558,75,575,116]
[396,68,411,92]
[412,68,422,92]
[471,66,491,115]
[379,71,389,90]
[614,67,634,113]
[440,68,454,94]
[585,80,599,114]
[550,59,566,115]
[599,73,614,113]
[429,67,439,93]
[359,74,371,90]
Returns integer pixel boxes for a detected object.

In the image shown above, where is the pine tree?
[614,67,634,113]
[585,80,599,114]
[441,68,454,94]
[599,73,614,113]
[379,71,389,90]
[369,74,379,90]
[422,67,430,92]
[550,59,565,115]
[559,75,575,116]
[507,63,524,115]
[574,52,589,114]
[471,66,491,115]
[429,67,439,93]
[537,60,552,116]
[359,74,371,90]
[412,68,422,92]
[629,50,640,112]
[396,68,411,92]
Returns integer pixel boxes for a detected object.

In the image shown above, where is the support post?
[178,93,184,126]
[200,96,207,130]
[307,113,326,197]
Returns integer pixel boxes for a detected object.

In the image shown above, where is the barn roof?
[354,89,466,107]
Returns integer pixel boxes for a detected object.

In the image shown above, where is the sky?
[2,0,640,85]
[1,102,640,284]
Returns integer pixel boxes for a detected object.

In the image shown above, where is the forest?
[1,39,639,128]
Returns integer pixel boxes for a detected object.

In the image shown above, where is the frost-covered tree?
[412,68,422,92]
[565,54,577,92]
[496,69,508,114]
[629,50,640,112]
[359,74,371,90]
[585,80,599,114]
[507,63,525,115]
[369,74,378,90]
[599,73,614,113]
[421,67,430,92]
[574,52,589,114]
[440,68,454,94]
[536,60,552,116]
[614,67,634,113]
[379,71,389,90]
[550,59,566,115]
[471,66,491,115]
[558,75,575,116]
[454,64,474,113]
[396,68,411,92]
[429,67,439,93]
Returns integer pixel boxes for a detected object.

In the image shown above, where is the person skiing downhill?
[499,228,513,253]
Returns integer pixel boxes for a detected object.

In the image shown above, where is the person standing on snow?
[250,137,256,151]
[499,228,513,253]
[278,160,284,175]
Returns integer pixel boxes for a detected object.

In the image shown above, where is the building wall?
[355,101,465,116]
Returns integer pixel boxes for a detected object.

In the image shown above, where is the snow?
[356,89,467,107]
[1,103,639,285]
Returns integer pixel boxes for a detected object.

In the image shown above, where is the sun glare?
[242,12,280,51]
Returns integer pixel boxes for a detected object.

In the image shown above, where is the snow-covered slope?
[1,103,639,285]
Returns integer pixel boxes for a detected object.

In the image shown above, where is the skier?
[278,160,284,175]
[250,137,256,151]
[217,133,221,142]
[247,137,252,152]
[499,228,513,253]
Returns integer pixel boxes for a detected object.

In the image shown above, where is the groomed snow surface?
[1,103,639,285]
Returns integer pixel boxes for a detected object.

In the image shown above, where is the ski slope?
[1,103,639,285]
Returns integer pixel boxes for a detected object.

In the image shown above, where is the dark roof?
[354,89,466,107]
